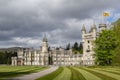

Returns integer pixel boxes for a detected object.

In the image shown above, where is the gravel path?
[10,66,59,80]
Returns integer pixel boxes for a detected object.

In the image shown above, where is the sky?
[0,0,120,48]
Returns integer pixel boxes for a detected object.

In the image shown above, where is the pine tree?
[79,42,83,54]
[74,42,78,50]
[72,42,79,54]
[66,43,70,50]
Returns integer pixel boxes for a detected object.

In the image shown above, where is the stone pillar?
[14,57,17,66]
[11,57,14,66]
[11,57,17,66]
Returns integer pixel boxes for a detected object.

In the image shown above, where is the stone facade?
[11,36,82,66]
[11,23,107,66]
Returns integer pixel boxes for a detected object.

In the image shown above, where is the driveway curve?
[10,66,59,80]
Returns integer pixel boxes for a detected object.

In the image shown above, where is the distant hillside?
[112,18,120,66]
[113,18,120,25]
[0,47,29,53]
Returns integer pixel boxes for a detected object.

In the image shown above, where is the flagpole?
[102,12,109,24]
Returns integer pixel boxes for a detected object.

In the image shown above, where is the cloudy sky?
[0,0,120,48]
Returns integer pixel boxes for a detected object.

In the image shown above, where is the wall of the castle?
[52,49,82,66]
[11,57,17,66]
[23,51,40,65]
[12,49,83,66]
[11,36,83,66]
[42,42,48,53]
[82,30,96,66]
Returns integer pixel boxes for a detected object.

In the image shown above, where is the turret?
[41,35,49,66]
[81,24,86,34]
[43,35,48,42]
[92,23,97,40]
[81,24,86,42]
[92,23,97,31]
[99,24,107,32]
[89,26,93,33]
[42,35,48,53]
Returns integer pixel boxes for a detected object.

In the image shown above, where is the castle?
[81,24,107,65]
[11,24,107,66]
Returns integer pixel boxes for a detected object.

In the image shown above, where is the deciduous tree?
[94,30,117,65]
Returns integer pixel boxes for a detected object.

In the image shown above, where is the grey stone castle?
[11,23,107,66]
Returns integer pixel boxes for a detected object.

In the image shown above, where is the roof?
[43,35,48,42]
[81,24,86,31]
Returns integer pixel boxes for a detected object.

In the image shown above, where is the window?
[88,40,90,43]
[86,45,90,52]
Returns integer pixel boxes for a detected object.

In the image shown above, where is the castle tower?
[42,35,48,53]
[92,23,97,40]
[99,24,107,32]
[81,24,86,34]
[81,24,86,42]
[41,35,49,66]
[81,24,96,66]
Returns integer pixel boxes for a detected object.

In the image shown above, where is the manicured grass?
[68,67,86,80]
[80,67,116,80]
[84,67,120,80]
[2,66,119,80]
[0,66,47,79]
[36,66,120,80]
[53,67,71,80]
[36,67,63,80]
[74,67,102,80]
[94,68,120,75]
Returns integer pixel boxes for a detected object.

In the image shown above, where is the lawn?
[36,66,120,80]
[0,65,47,79]
[36,67,63,80]
[0,65,120,80]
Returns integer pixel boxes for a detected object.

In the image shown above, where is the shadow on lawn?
[0,71,35,78]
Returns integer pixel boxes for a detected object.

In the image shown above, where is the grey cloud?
[47,0,120,19]
[0,0,120,47]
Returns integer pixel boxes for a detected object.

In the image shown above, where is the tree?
[0,51,13,64]
[72,42,79,54]
[74,42,78,50]
[71,42,83,54]
[0,52,5,64]
[78,42,83,54]
[94,30,117,65]
[111,19,120,65]
[66,43,70,50]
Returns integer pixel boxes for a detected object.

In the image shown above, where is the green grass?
[94,68,120,75]
[68,67,86,80]
[80,67,117,80]
[1,66,120,80]
[74,67,102,80]
[36,67,63,80]
[83,67,120,80]
[53,67,71,80]
[0,66,47,79]
[36,66,120,80]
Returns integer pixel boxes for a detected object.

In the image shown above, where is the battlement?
[99,24,107,28]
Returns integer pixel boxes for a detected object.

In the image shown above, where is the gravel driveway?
[10,66,59,80]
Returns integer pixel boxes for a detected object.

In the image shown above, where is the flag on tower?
[103,12,109,17]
